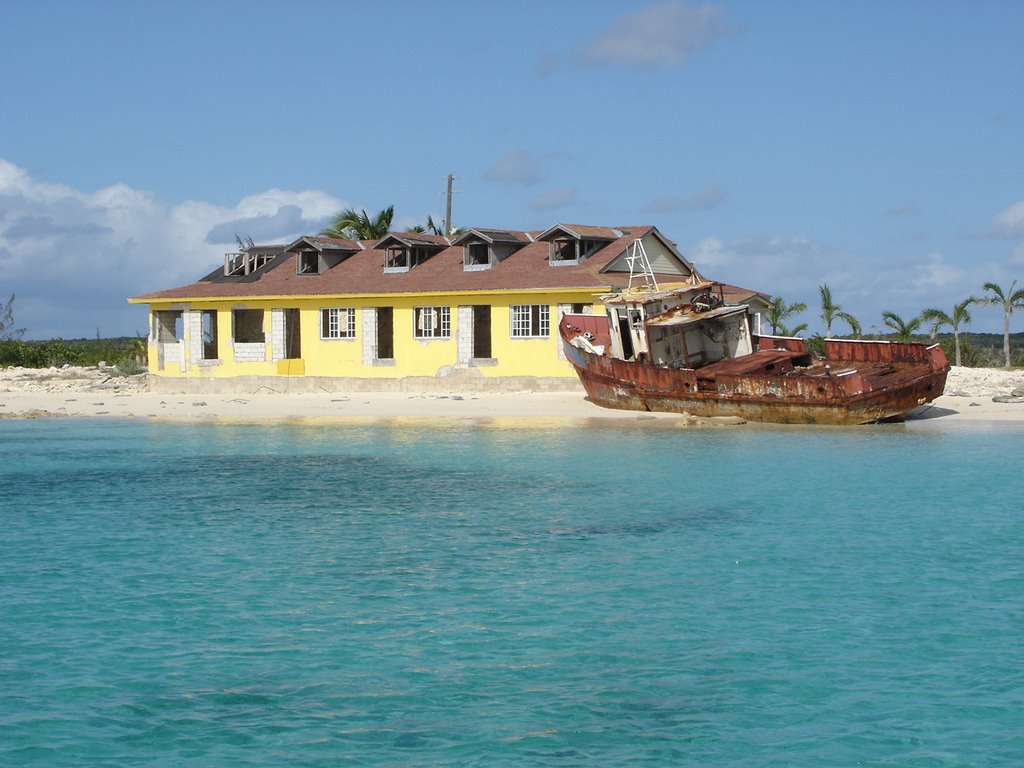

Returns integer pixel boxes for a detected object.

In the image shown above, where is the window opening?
[550,239,578,262]
[465,243,490,267]
[321,308,356,339]
[201,310,218,359]
[298,251,319,274]
[384,247,409,271]
[232,309,265,343]
[153,310,183,343]
[414,306,451,339]
[511,304,550,338]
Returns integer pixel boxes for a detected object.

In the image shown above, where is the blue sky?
[2,0,1022,338]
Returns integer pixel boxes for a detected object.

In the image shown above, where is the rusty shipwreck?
[559,281,949,425]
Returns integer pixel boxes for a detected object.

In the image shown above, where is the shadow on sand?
[907,404,960,420]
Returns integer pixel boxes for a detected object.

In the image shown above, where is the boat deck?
[696,349,812,378]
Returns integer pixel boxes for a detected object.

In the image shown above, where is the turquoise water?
[1,417,1022,767]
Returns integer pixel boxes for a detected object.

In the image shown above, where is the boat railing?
[559,312,612,349]
[753,334,806,353]
[823,338,942,365]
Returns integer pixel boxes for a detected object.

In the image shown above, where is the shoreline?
[1,366,1023,425]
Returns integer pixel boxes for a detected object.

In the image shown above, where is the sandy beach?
[1,365,1023,424]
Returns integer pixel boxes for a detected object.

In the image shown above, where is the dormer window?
[452,228,528,272]
[538,225,619,267]
[223,247,280,276]
[384,246,432,272]
[580,239,605,258]
[464,243,490,270]
[283,236,361,276]
[551,239,578,263]
[297,250,319,275]
[549,237,607,265]
[376,234,446,274]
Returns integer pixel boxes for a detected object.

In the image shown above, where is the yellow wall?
[141,290,601,380]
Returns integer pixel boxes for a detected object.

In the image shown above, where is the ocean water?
[1,416,1022,767]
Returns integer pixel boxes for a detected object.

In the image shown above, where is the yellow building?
[130,224,715,392]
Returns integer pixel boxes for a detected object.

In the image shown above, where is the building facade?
[130,223,761,392]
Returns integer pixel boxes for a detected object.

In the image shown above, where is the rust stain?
[560,314,949,425]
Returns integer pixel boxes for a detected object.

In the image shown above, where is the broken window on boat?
[511,304,550,338]
[232,309,265,343]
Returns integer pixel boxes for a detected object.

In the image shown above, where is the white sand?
[1,364,1023,424]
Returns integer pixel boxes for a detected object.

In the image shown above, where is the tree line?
[318,206,461,240]
[766,281,1024,368]
[5,202,1023,369]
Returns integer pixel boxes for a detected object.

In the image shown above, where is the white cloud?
[992,200,1024,237]
[885,202,920,218]
[529,187,577,212]
[684,234,986,334]
[483,151,548,186]
[0,158,345,338]
[536,51,559,78]
[641,185,727,214]
[575,1,731,69]
[688,235,831,277]
[908,251,963,291]
[1011,242,1024,267]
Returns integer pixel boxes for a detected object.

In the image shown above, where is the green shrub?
[0,337,148,369]
[805,334,825,358]
[112,359,147,376]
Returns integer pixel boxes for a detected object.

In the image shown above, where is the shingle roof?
[536,224,622,241]
[283,235,362,252]
[131,224,693,301]
[374,233,449,249]
[451,228,532,246]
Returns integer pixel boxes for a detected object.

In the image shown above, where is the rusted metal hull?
[560,318,950,425]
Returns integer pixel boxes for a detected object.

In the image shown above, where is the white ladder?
[625,239,659,292]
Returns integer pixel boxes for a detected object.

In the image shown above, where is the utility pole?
[443,174,455,235]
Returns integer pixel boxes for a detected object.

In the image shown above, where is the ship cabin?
[601,282,756,370]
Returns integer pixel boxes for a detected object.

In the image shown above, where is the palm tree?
[320,205,395,240]
[881,311,923,343]
[977,280,1024,367]
[819,284,861,338]
[765,296,807,336]
[405,215,444,236]
[0,293,25,341]
[921,298,974,367]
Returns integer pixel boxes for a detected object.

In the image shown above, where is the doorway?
[472,305,491,359]
[376,307,394,360]
[283,308,301,359]
[201,310,218,360]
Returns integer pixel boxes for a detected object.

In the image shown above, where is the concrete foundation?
[146,369,585,395]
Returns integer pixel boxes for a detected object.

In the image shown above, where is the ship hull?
[561,322,949,425]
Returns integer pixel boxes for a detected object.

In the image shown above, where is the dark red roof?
[133,225,696,301]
